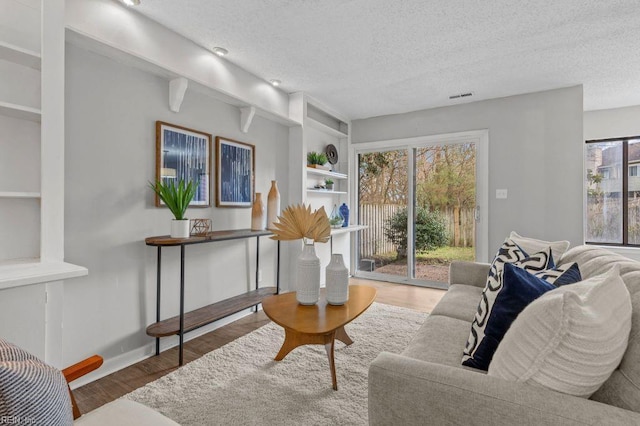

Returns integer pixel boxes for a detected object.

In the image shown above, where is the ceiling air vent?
[449,92,474,100]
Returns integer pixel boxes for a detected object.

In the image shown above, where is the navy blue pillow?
[463,263,556,370]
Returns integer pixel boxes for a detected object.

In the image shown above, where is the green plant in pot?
[307,151,328,168]
[149,179,198,238]
[325,178,334,191]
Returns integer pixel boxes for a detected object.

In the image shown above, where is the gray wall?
[352,86,584,255]
[64,44,289,367]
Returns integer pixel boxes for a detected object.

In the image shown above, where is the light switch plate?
[496,189,508,199]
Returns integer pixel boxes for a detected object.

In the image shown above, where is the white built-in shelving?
[0,41,41,70]
[307,189,348,195]
[0,191,41,199]
[0,0,87,288]
[306,167,348,179]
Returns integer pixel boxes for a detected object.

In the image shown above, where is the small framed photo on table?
[156,121,211,207]
[215,136,255,207]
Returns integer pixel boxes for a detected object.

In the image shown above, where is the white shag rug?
[125,302,426,425]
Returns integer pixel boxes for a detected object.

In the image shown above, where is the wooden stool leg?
[335,326,354,346]
[324,333,338,391]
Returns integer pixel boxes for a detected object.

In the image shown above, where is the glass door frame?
[349,130,489,288]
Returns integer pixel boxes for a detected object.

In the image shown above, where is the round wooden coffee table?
[262,285,377,390]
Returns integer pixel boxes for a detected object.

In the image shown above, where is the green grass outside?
[416,246,475,263]
[371,246,475,266]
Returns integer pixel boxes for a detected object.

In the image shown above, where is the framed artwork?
[215,136,255,207]
[155,121,212,207]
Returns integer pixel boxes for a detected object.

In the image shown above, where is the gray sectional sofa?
[368,245,640,425]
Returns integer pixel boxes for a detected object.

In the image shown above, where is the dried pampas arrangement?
[269,204,331,244]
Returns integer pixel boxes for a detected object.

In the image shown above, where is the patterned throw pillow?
[534,261,581,286]
[0,339,73,426]
[461,239,554,370]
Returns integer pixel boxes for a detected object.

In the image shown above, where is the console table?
[145,229,280,366]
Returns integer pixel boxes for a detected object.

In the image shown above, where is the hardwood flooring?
[73,278,445,415]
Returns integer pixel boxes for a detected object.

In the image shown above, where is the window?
[585,137,640,245]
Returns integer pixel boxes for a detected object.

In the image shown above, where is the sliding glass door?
[355,135,484,288]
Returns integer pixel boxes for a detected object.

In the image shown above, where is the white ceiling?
[133,0,640,120]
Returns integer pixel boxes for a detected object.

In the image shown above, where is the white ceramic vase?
[267,180,280,230]
[171,219,190,239]
[251,193,266,230]
[296,242,320,305]
[326,253,349,305]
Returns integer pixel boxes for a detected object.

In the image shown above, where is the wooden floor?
[73,278,445,414]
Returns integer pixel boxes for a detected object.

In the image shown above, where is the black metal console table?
[145,229,280,366]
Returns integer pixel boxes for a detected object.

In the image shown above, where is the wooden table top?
[262,285,377,335]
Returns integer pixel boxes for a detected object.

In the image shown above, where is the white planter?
[326,253,349,305]
[296,243,320,305]
[171,219,190,239]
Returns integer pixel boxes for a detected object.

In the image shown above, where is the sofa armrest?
[368,352,640,426]
[449,260,490,288]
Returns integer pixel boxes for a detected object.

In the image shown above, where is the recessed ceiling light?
[212,47,228,57]
[121,0,140,6]
[270,79,281,87]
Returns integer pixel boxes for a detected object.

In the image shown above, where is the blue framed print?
[156,121,211,207]
[215,136,255,207]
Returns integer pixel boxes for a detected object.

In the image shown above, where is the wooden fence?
[359,204,475,258]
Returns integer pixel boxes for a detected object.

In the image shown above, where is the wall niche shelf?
[0,192,41,199]
[307,189,348,195]
[0,41,41,70]
[306,168,347,179]
[0,101,41,122]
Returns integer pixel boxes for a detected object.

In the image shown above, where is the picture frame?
[215,136,255,207]
[156,121,212,207]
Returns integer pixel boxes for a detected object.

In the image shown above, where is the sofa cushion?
[561,246,640,412]
[488,265,632,398]
[462,241,554,370]
[75,399,179,425]
[0,339,73,426]
[402,315,475,370]
[509,231,570,262]
[430,284,483,322]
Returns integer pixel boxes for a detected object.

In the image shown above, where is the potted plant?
[149,179,198,238]
[325,178,334,191]
[307,151,329,170]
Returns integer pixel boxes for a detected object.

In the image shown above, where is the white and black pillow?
[461,239,554,370]
[0,339,73,426]
[534,262,581,286]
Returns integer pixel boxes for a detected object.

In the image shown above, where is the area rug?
[125,302,426,425]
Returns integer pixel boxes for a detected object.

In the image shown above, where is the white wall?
[352,86,584,257]
[63,44,290,370]
[584,105,640,140]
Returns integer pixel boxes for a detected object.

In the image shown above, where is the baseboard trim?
[70,308,256,389]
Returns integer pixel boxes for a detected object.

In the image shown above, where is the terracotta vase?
[267,180,280,230]
[251,193,266,230]
[296,242,320,305]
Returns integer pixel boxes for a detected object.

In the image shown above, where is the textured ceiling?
[133,0,640,119]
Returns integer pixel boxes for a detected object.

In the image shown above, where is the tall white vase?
[267,180,280,230]
[326,253,349,305]
[251,193,265,231]
[296,243,320,305]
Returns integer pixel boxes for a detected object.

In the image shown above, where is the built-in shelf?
[0,101,41,122]
[0,192,41,199]
[307,189,348,195]
[330,225,368,236]
[0,259,88,291]
[0,41,41,70]
[306,168,348,179]
[305,103,349,137]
